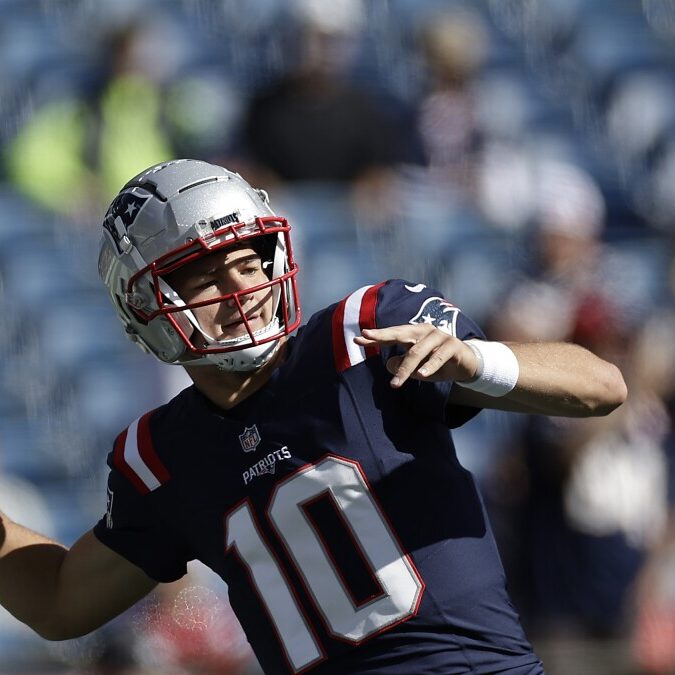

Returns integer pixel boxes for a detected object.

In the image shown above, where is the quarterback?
[0,160,627,674]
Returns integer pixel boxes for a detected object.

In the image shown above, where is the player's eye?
[194,278,217,290]
[240,260,262,276]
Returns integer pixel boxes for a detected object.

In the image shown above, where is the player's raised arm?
[355,324,627,417]
[450,339,627,417]
[0,513,157,640]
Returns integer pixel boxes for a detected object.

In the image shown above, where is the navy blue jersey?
[94,280,543,674]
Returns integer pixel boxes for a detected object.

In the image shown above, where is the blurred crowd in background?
[2,0,675,673]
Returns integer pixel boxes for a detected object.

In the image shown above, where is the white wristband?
[457,339,519,397]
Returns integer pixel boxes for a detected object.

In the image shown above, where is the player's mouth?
[220,313,263,336]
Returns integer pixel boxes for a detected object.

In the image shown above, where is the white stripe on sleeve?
[123,416,161,492]
[343,285,373,368]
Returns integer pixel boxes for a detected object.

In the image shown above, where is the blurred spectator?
[415,6,488,194]
[5,20,176,222]
[487,159,608,339]
[350,7,493,292]
[239,0,417,188]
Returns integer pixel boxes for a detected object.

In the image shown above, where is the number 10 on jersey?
[225,455,425,673]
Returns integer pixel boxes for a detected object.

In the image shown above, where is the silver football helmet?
[98,159,301,371]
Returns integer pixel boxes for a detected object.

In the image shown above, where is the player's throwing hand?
[354,324,480,388]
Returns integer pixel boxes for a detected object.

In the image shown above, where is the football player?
[0,160,627,674]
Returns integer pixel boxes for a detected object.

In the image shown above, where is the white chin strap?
[204,318,282,372]
[207,336,281,372]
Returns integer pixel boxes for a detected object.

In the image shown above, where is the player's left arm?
[355,324,627,417]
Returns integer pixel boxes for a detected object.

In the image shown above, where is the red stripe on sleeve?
[137,410,171,485]
[112,428,150,495]
[359,282,385,360]
[331,296,350,373]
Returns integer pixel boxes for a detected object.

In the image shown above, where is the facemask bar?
[126,216,300,356]
[160,274,294,355]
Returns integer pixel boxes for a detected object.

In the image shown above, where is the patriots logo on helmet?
[409,297,459,336]
[103,191,150,254]
[109,192,150,227]
[239,425,261,453]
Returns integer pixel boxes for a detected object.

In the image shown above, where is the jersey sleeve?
[93,424,190,583]
[328,280,489,426]
[373,279,486,428]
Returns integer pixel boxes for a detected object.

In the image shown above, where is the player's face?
[167,246,275,342]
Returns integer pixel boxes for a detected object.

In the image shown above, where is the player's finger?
[354,325,431,347]
[412,341,462,378]
[388,330,451,387]
[387,345,459,380]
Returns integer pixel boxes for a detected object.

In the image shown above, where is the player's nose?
[222,271,253,307]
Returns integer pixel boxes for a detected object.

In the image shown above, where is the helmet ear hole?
[250,234,277,281]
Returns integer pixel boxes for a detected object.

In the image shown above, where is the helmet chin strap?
[180,310,283,372]
[206,335,282,372]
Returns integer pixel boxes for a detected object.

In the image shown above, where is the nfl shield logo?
[239,425,261,452]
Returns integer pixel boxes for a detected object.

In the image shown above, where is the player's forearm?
[504,341,627,416]
[0,511,69,639]
[449,341,627,417]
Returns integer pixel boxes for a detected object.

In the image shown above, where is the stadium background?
[1,0,675,673]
